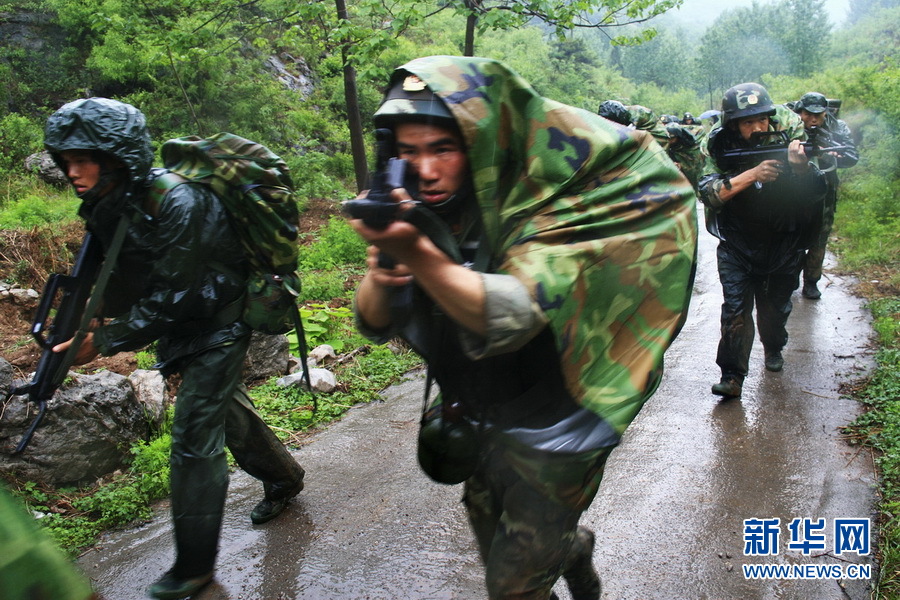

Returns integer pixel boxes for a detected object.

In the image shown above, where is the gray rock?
[25,151,68,187]
[128,369,168,429]
[242,331,290,381]
[0,370,149,486]
[277,368,336,393]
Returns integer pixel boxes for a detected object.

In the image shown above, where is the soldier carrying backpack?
[43,98,306,600]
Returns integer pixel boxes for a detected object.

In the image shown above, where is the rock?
[308,344,337,367]
[24,151,68,187]
[128,370,168,429]
[264,53,314,97]
[243,331,290,381]
[277,368,336,393]
[0,370,149,486]
[0,358,12,396]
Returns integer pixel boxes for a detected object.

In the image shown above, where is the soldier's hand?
[52,332,100,365]
[752,159,782,184]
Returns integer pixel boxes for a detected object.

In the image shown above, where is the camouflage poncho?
[398,56,698,434]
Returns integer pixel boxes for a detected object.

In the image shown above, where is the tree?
[617,27,694,89]
[695,5,790,100]
[440,0,685,56]
[769,0,831,77]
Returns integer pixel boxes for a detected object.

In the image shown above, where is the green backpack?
[151,132,302,336]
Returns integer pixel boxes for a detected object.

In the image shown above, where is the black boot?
[563,526,602,600]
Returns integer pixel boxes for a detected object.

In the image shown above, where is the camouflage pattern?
[627,104,670,145]
[464,437,612,598]
[395,56,698,435]
[796,91,828,114]
[700,105,806,184]
[160,133,299,276]
[720,82,777,127]
[664,123,704,191]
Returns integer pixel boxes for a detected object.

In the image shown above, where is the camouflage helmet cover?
[796,91,828,114]
[597,100,633,126]
[373,72,456,129]
[720,82,776,127]
[43,98,154,184]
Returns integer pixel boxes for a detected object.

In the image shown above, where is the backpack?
[150,132,302,336]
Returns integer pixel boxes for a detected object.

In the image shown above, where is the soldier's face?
[736,115,770,141]
[800,109,825,129]
[60,150,102,196]
[395,122,468,206]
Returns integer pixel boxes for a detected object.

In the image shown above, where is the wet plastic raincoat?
[43,98,248,368]
[43,98,304,581]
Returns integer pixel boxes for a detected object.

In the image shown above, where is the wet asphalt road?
[78,220,878,600]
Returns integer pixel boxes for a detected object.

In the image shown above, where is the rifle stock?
[8,232,104,453]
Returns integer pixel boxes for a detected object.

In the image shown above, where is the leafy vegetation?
[0,0,898,593]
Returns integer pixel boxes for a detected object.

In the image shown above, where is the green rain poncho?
[397,56,698,434]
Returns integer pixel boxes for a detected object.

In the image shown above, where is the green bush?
[0,190,80,229]
[0,113,43,177]
[298,216,367,270]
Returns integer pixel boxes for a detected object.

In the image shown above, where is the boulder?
[128,369,169,429]
[24,151,68,187]
[0,369,149,486]
[242,331,290,381]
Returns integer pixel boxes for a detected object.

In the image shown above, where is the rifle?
[717,129,855,173]
[342,128,419,230]
[342,128,420,269]
[7,233,104,453]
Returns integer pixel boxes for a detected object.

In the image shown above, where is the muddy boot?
[711,375,743,398]
[562,526,602,600]
[148,569,213,600]
[802,281,821,299]
[251,476,305,525]
[764,349,784,372]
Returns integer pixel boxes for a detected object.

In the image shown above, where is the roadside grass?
[832,158,900,597]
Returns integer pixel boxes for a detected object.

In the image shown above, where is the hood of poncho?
[396,56,698,433]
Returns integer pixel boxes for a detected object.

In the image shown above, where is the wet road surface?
[78,224,878,599]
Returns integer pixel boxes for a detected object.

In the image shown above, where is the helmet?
[373,72,456,129]
[665,123,696,147]
[796,92,828,114]
[597,100,632,126]
[720,83,776,127]
[682,112,695,123]
[44,98,154,185]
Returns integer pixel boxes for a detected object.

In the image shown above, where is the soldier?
[350,56,697,599]
[699,83,827,398]
[43,99,305,600]
[793,91,859,299]
[664,122,703,192]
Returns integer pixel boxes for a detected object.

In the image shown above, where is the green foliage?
[0,114,44,176]
[298,216,367,271]
[249,342,420,437]
[0,190,80,230]
[292,303,355,353]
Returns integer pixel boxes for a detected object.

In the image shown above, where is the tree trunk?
[336,0,368,192]
[463,0,481,57]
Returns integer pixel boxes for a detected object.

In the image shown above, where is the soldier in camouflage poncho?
[351,56,696,599]
[699,83,826,399]
[43,98,305,600]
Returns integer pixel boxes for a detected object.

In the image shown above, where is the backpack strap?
[146,171,190,217]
